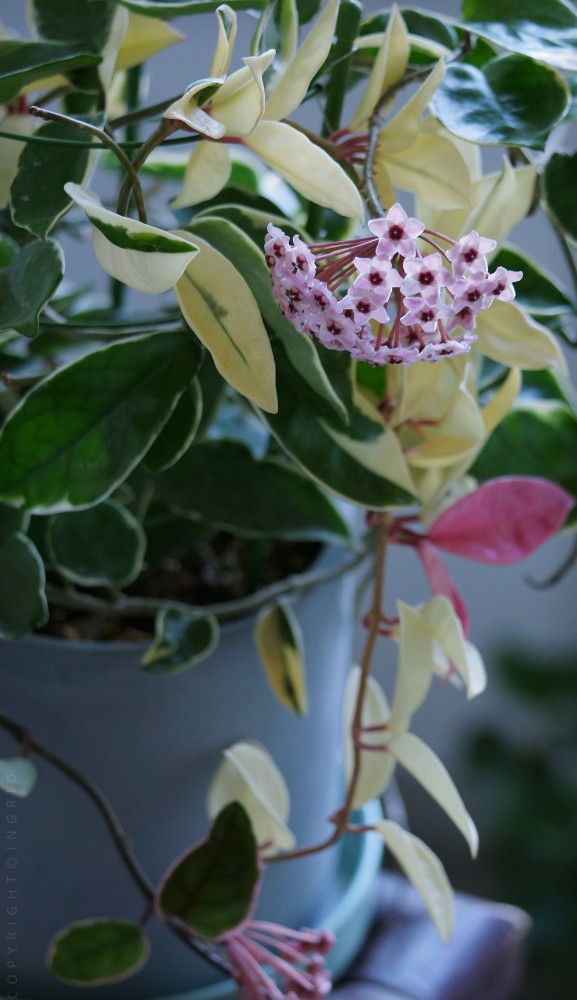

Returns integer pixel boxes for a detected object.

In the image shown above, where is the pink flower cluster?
[265,204,522,365]
[221,919,335,1000]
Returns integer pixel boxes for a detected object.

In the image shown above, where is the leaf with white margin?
[264,0,339,122]
[422,595,487,698]
[379,60,445,154]
[375,819,454,940]
[171,141,232,209]
[343,667,394,810]
[207,740,295,852]
[64,184,198,293]
[390,731,479,855]
[114,12,183,70]
[255,600,307,715]
[349,6,410,132]
[0,758,37,797]
[246,121,364,221]
[174,232,277,412]
[389,602,436,733]
[475,300,568,373]
[481,366,521,439]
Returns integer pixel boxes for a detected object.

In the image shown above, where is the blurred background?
[2,1,577,997]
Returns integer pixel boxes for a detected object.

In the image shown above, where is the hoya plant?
[0,0,576,994]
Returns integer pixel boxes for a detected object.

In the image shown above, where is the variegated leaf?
[255,600,307,715]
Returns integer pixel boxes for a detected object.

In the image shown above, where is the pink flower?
[446,230,496,277]
[479,266,523,302]
[368,203,425,258]
[400,253,451,299]
[221,920,335,1000]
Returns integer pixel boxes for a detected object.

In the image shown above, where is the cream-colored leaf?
[114,12,183,70]
[390,602,435,732]
[375,819,454,940]
[384,132,472,209]
[174,232,277,412]
[210,4,237,77]
[212,51,274,137]
[403,383,485,470]
[171,141,231,209]
[255,601,307,715]
[98,4,129,90]
[64,183,198,293]
[163,80,227,139]
[475,300,568,373]
[343,667,394,810]
[379,60,445,154]
[466,160,538,252]
[247,120,364,220]
[390,731,479,855]
[349,7,410,132]
[207,740,295,851]
[481,365,521,438]
[422,595,486,698]
[264,0,339,122]
[387,347,466,427]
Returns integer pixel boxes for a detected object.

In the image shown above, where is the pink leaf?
[416,541,470,636]
[428,477,575,564]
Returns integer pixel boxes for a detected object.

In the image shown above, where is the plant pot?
[0,542,381,1000]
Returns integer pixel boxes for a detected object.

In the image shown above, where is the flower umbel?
[265,205,522,366]
[221,920,335,1000]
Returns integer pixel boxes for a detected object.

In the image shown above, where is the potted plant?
[0,0,576,997]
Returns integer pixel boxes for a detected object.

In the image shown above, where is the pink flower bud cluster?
[265,204,522,366]
[221,920,335,1000]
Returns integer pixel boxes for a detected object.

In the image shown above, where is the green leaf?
[0,503,28,545]
[142,379,202,474]
[0,758,37,797]
[0,41,101,102]
[142,502,208,565]
[187,214,348,421]
[48,500,146,587]
[91,0,257,18]
[431,55,569,148]
[157,438,353,543]
[255,600,307,715]
[48,919,149,986]
[0,331,202,513]
[543,151,577,242]
[0,533,48,640]
[262,343,415,509]
[472,401,577,517]
[11,122,95,239]
[461,0,577,71]
[0,240,63,338]
[492,248,574,315]
[141,608,219,675]
[30,0,117,50]
[156,802,260,938]
[400,9,460,50]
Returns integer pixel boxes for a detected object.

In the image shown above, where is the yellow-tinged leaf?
[400,381,485,471]
[207,740,295,852]
[390,602,435,732]
[384,132,472,209]
[475,300,568,373]
[264,0,339,122]
[114,12,183,71]
[255,601,307,715]
[390,731,479,856]
[212,51,274,137]
[387,348,466,428]
[481,365,521,438]
[349,6,410,132]
[422,595,486,698]
[375,819,454,941]
[343,667,394,810]
[171,141,231,210]
[246,121,364,221]
[163,81,227,139]
[64,184,199,294]
[174,232,277,412]
[210,4,238,77]
[379,60,445,154]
